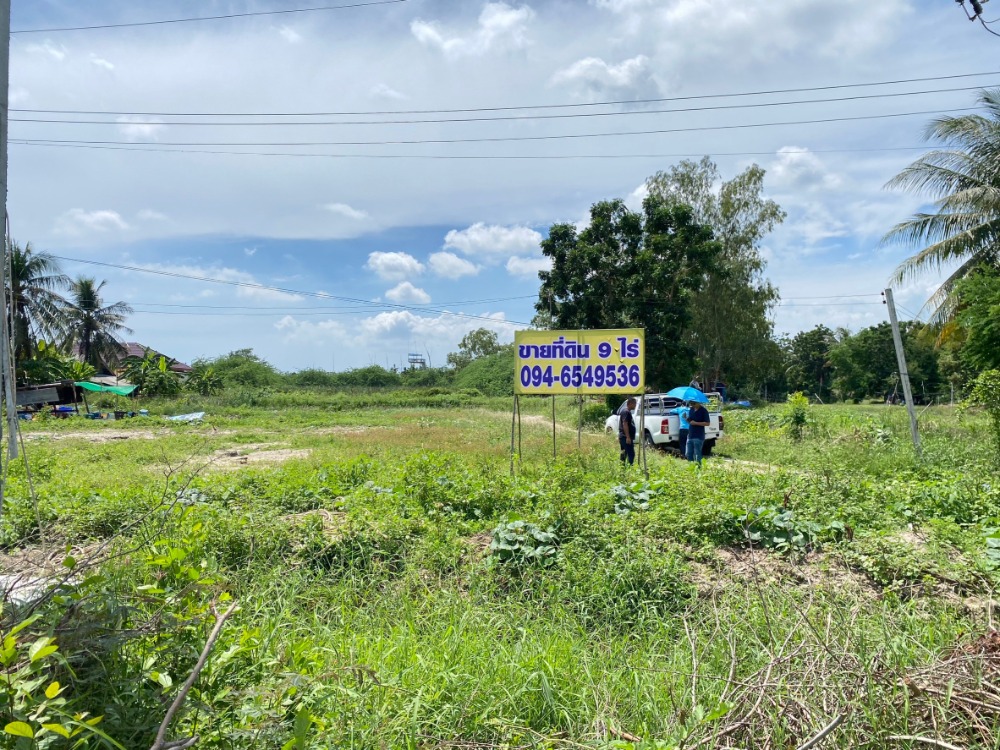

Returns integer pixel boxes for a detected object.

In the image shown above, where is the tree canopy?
[537,194,723,388]
[646,158,784,386]
[59,276,134,371]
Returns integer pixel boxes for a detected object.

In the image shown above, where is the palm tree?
[8,241,69,360]
[882,88,1000,320]
[59,277,133,372]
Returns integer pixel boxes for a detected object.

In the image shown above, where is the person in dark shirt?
[685,400,711,467]
[618,397,637,466]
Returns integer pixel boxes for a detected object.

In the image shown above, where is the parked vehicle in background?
[605,393,725,455]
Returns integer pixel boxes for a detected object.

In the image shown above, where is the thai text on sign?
[514,329,645,395]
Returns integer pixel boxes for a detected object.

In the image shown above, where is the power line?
[129,294,538,310]
[49,255,534,326]
[8,141,934,160]
[9,107,978,148]
[15,70,1000,117]
[775,301,885,307]
[10,84,995,127]
[779,293,882,300]
[10,0,410,34]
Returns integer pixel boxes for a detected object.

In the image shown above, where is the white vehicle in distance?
[605,393,725,455]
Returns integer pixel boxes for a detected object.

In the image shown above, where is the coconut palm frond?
[883,88,1000,320]
[59,276,133,371]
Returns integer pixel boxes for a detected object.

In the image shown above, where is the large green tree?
[447,328,503,370]
[8,241,69,360]
[59,276,133,371]
[954,265,1000,371]
[882,88,1000,320]
[646,158,784,386]
[783,325,837,402]
[828,322,942,402]
[536,195,722,388]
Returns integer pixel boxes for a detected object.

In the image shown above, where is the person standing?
[618,397,637,466]
[672,402,690,457]
[685,400,711,467]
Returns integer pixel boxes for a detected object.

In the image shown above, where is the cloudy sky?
[6,0,997,371]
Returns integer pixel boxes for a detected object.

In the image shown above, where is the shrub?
[454,350,516,397]
[966,369,1000,465]
[784,392,810,441]
[579,403,609,430]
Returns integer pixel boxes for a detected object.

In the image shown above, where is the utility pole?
[883,288,921,458]
[0,0,16,461]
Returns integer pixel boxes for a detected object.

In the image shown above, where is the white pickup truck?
[605,393,725,455]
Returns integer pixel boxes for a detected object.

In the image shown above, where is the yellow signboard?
[514,329,645,395]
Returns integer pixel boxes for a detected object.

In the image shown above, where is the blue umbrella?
[665,386,709,403]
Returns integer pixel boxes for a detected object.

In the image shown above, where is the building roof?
[121,343,193,373]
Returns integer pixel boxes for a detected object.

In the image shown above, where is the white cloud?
[364,251,425,282]
[324,202,369,221]
[55,208,129,235]
[276,315,349,340]
[360,310,515,340]
[411,2,535,58]
[89,54,114,71]
[244,247,257,257]
[444,223,542,260]
[770,147,843,191]
[136,262,305,302]
[551,54,658,100]
[429,251,480,279]
[278,26,302,43]
[625,182,649,212]
[137,209,167,222]
[506,255,551,279]
[26,41,67,62]
[385,281,432,304]
[370,83,407,101]
[116,116,166,142]
[591,0,654,10]
[275,310,516,350]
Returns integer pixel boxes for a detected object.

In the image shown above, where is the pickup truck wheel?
[644,431,655,449]
[702,439,715,456]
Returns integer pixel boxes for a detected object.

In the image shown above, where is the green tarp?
[74,381,138,396]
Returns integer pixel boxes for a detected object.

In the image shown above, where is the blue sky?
[5,0,996,371]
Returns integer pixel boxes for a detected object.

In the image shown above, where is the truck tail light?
[719,415,725,430]
[660,419,670,434]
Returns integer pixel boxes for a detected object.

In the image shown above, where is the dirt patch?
[689,546,879,598]
[24,429,165,444]
[464,531,494,562]
[519,414,579,434]
[310,425,386,436]
[210,446,312,470]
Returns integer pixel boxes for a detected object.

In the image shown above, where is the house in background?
[117,343,193,374]
[75,341,192,376]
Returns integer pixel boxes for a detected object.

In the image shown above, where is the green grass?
[1,399,997,748]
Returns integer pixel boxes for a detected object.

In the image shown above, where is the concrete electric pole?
[883,288,921,459]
